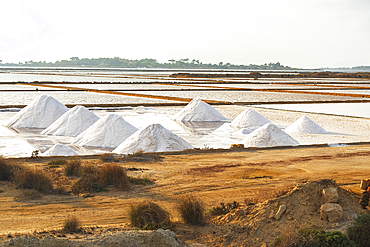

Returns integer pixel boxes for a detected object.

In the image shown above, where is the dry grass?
[176,194,206,225]
[14,191,43,201]
[71,174,106,195]
[128,175,155,185]
[99,163,130,190]
[128,200,171,229]
[14,168,53,194]
[0,156,20,181]
[64,158,82,177]
[63,216,81,233]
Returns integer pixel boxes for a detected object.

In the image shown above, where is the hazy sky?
[1,0,369,68]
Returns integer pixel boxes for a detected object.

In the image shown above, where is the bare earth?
[1,144,370,246]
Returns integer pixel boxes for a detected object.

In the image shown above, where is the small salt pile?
[285,116,328,134]
[42,105,99,137]
[230,109,271,129]
[172,98,227,122]
[71,114,138,148]
[243,123,299,148]
[231,127,257,139]
[4,95,68,129]
[42,144,77,156]
[113,123,193,154]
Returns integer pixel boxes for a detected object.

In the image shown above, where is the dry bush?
[128,175,155,185]
[100,153,119,163]
[99,163,130,190]
[128,200,171,229]
[64,158,82,176]
[0,156,21,181]
[176,194,206,225]
[14,168,53,194]
[122,151,162,163]
[71,174,105,195]
[47,159,67,167]
[54,185,69,195]
[81,164,99,176]
[208,201,239,216]
[63,216,81,233]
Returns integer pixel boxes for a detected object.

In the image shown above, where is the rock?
[269,210,275,219]
[322,187,339,203]
[274,205,286,220]
[320,203,343,222]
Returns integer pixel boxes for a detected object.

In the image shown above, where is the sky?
[0,0,369,68]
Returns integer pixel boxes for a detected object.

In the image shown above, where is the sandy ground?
[1,144,370,246]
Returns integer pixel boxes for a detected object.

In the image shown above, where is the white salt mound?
[71,114,138,148]
[172,98,227,122]
[113,123,193,154]
[42,105,99,137]
[230,109,271,129]
[42,144,77,156]
[243,123,299,148]
[231,127,257,139]
[4,95,68,129]
[284,116,328,134]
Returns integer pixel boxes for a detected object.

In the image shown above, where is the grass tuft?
[128,200,171,229]
[0,156,21,181]
[176,194,206,225]
[63,216,81,233]
[71,174,106,195]
[99,164,130,190]
[128,175,155,185]
[64,159,82,176]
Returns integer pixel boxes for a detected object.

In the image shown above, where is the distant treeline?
[0,57,293,70]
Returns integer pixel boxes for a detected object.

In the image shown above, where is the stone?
[274,205,286,220]
[322,187,339,203]
[320,203,343,222]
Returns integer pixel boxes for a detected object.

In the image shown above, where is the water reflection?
[174,121,225,135]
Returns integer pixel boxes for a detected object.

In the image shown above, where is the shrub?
[273,229,357,247]
[99,164,129,190]
[54,186,69,195]
[71,174,106,195]
[347,213,370,247]
[0,156,20,181]
[64,159,82,176]
[128,200,171,229]
[176,194,206,225]
[14,168,53,194]
[128,175,155,185]
[81,164,99,176]
[63,216,81,233]
[208,201,239,216]
[100,153,119,162]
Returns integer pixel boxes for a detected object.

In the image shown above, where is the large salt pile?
[71,114,138,148]
[42,105,99,137]
[242,123,299,148]
[42,144,77,156]
[285,116,328,134]
[230,109,271,129]
[113,123,193,154]
[4,95,68,129]
[231,127,257,139]
[172,98,227,122]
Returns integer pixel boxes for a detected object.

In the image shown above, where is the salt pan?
[4,95,68,129]
[113,123,193,154]
[172,98,227,122]
[42,105,99,137]
[243,123,299,148]
[71,113,138,148]
[284,116,328,134]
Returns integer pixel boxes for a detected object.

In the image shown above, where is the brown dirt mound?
[208,179,367,247]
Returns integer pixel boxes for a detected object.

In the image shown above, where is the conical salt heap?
[230,109,271,129]
[243,123,299,148]
[172,98,227,122]
[113,123,193,154]
[285,116,328,134]
[42,144,77,156]
[42,105,99,137]
[4,95,68,129]
[71,114,138,148]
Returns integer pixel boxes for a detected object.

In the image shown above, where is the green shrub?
[128,200,171,229]
[99,164,130,190]
[14,168,53,194]
[64,159,82,176]
[347,214,370,247]
[63,216,81,233]
[274,229,357,247]
[176,194,205,225]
